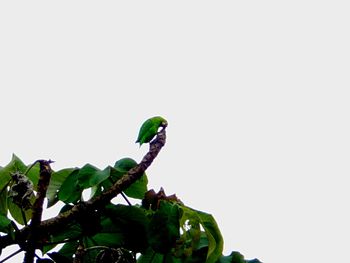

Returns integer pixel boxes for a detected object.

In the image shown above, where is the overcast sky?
[1,1,349,262]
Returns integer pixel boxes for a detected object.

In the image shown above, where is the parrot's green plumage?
[136,116,168,146]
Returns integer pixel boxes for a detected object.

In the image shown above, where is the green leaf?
[42,243,57,255]
[124,174,148,199]
[47,168,77,208]
[48,241,78,262]
[0,214,11,233]
[58,164,111,204]
[217,251,263,263]
[137,248,164,263]
[48,252,73,263]
[7,197,32,225]
[179,207,201,250]
[88,232,124,248]
[247,259,263,263]
[59,240,79,259]
[103,204,150,252]
[0,186,8,216]
[77,164,110,189]
[176,206,209,262]
[58,169,81,204]
[112,158,148,199]
[194,209,223,263]
[82,237,102,263]
[180,207,223,263]
[137,248,182,263]
[114,158,138,172]
[184,234,210,263]
[90,184,103,199]
[50,220,82,244]
[149,201,180,254]
[0,154,27,190]
[26,162,40,190]
[76,164,99,188]
[136,116,167,146]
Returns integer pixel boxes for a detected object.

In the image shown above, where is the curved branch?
[40,127,166,233]
[0,127,166,253]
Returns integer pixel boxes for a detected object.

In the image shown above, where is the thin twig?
[109,177,132,206]
[20,208,27,227]
[24,161,39,176]
[0,248,22,263]
[84,245,116,252]
[120,192,132,206]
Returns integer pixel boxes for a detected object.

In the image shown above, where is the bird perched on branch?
[136,116,168,146]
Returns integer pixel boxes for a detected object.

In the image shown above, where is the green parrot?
[136,116,168,146]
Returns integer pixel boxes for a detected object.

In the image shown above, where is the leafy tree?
[0,117,262,263]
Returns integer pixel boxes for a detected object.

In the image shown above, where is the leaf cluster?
[0,117,261,263]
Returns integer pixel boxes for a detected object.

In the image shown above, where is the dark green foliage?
[47,168,77,208]
[0,214,11,233]
[104,204,149,252]
[0,117,261,263]
[48,251,74,263]
[218,251,263,263]
[149,201,180,254]
[36,259,55,263]
[48,241,78,262]
[56,158,148,205]
[113,158,148,199]
[0,154,27,190]
[0,186,8,216]
[58,169,82,204]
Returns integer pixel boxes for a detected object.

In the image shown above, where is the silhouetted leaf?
[77,164,110,189]
[0,185,8,216]
[149,201,180,254]
[137,247,164,263]
[48,224,82,257]
[48,252,73,263]
[218,251,263,263]
[36,258,55,263]
[59,241,79,260]
[103,204,149,252]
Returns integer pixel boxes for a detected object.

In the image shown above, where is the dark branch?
[0,127,167,255]
[24,160,53,263]
[40,128,166,232]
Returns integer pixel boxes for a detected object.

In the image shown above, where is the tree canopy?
[0,117,261,263]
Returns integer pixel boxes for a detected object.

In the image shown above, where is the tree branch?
[0,127,167,253]
[24,160,53,263]
[40,128,166,233]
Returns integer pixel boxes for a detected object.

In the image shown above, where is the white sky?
[1,1,349,262]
